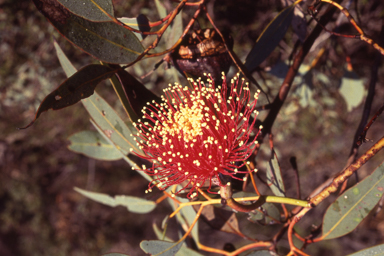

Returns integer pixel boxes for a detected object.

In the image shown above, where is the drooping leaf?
[347,243,384,256]
[74,187,156,213]
[152,224,204,256]
[68,130,122,161]
[54,40,76,77]
[57,0,115,22]
[89,119,153,182]
[322,161,384,240]
[81,92,144,156]
[33,0,144,64]
[166,195,200,246]
[244,4,296,72]
[165,9,183,49]
[114,66,161,123]
[178,197,200,245]
[140,240,183,256]
[118,15,151,41]
[266,150,286,197]
[154,0,167,19]
[339,70,365,112]
[20,64,118,129]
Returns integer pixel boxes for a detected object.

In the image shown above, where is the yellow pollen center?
[160,95,204,142]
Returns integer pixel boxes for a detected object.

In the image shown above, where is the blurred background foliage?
[1,0,384,255]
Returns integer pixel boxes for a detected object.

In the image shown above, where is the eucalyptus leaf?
[244,4,296,72]
[57,0,115,22]
[266,151,286,197]
[322,161,384,240]
[245,250,278,256]
[33,0,143,64]
[75,187,156,213]
[347,243,384,256]
[54,40,76,77]
[20,64,118,129]
[68,130,122,160]
[140,240,183,256]
[81,92,144,156]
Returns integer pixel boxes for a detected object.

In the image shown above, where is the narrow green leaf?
[75,187,156,213]
[81,92,144,156]
[54,40,76,77]
[244,4,295,72]
[347,244,384,256]
[89,119,152,182]
[118,15,151,41]
[68,130,122,160]
[266,151,286,197]
[178,197,200,245]
[57,0,115,22]
[154,0,167,19]
[339,70,365,112]
[166,9,183,49]
[140,240,183,256]
[33,0,144,64]
[20,64,118,129]
[322,161,384,240]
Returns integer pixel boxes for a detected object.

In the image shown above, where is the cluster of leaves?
[18,0,384,255]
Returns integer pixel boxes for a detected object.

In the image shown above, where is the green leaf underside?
[347,244,384,256]
[322,161,384,240]
[34,0,143,64]
[68,130,122,160]
[81,91,144,155]
[57,0,114,22]
[74,187,156,213]
[266,151,286,197]
[244,4,295,72]
[21,64,117,129]
[140,240,183,256]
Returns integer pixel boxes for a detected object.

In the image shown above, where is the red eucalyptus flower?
[132,73,261,198]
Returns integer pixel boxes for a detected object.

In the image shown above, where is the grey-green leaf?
[140,240,183,256]
[57,0,115,22]
[75,187,156,213]
[266,151,286,197]
[347,244,384,256]
[81,92,144,156]
[244,4,296,72]
[322,161,384,240]
[54,40,77,77]
[245,250,278,256]
[68,130,122,160]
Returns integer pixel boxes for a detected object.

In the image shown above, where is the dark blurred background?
[1,0,384,255]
